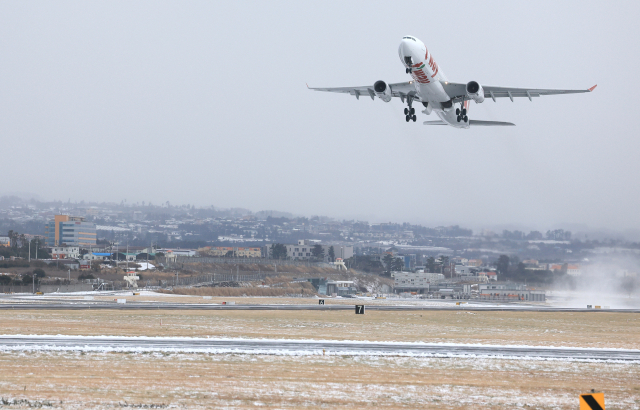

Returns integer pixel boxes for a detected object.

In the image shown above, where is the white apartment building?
[50,246,80,259]
[285,240,353,261]
[394,271,445,290]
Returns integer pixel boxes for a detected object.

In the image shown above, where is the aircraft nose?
[399,39,412,56]
[399,38,417,66]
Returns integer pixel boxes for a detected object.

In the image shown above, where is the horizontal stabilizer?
[469,120,515,126]
[423,120,447,125]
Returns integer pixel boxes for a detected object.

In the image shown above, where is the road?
[0,335,638,360]
[0,301,638,312]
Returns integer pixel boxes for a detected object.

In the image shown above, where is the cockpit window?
[404,56,413,66]
[403,36,416,41]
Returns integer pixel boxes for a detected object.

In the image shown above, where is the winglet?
[306,83,310,89]
[588,84,597,92]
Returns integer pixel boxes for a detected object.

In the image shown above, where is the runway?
[1,335,639,361]
[0,301,638,313]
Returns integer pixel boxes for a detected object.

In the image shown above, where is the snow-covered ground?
[1,335,638,361]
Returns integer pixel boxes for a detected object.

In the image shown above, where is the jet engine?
[466,81,485,103]
[373,80,393,102]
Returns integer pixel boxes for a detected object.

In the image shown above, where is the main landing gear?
[405,68,412,74]
[404,107,416,122]
[404,97,417,122]
[456,104,468,123]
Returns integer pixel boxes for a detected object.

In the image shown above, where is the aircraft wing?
[307,82,420,101]
[441,82,597,102]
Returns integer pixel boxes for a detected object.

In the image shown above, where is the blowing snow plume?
[549,254,640,309]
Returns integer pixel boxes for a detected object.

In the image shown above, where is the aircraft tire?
[412,115,417,122]
[457,116,461,122]
[404,108,409,115]
[456,108,460,115]
[405,115,410,122]
[464,116,468,122]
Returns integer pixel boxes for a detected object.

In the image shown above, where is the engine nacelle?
[466,81,485,103]
[373,80,392,102]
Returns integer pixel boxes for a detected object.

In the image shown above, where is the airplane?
[308,36,596,128]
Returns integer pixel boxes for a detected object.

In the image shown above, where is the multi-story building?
[466,259,483,267]
[202,246,262,258]
[44,215,97,247]
[236,247,262,258]
[0,236,9,247]
[566,264,581,276]
[394,271,445,291]
[478,283,545,301]
[50,246,80,260]
[284,240,353,261]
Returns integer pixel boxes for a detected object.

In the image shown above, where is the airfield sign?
[580,392,604,410]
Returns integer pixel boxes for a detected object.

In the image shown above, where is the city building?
[285,240,353,261]
[466,259,483,267]
[400,254,416,270]
[82,252,111,261]
[0,236,9,247]
[325,280,357,296]
[155,249,196,257]
[50,246,80,260]
[567,264,581,276]
[44,215,96,247]
[478,271,498,281]
[455,265,477,276]
[478,283,546,301]
[201,246,262,258]
[394,271,445,291]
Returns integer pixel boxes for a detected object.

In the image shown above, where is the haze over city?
[1,1,639,232]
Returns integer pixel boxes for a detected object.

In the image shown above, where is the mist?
[549,254,640,309]
[1,1,639,232]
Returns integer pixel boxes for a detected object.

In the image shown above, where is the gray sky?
[1,1,639,232]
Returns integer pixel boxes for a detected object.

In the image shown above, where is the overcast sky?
[1,1,639,233]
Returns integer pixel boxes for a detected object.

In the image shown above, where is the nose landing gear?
[456,104,468,123]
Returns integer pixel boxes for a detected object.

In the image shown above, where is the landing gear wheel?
[412,115,417,122]
[410,107,415,115]
[463,115,468,122]
[456,108,460,115]
[404,108,409,115]
[405,115,410,122]
[457,116,461,122]
[462,108,467,116]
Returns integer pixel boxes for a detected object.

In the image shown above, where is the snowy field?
[0,351,638,409]
[2,335,639,361]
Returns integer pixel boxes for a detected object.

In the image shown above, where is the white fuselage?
[398,36,469,129]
